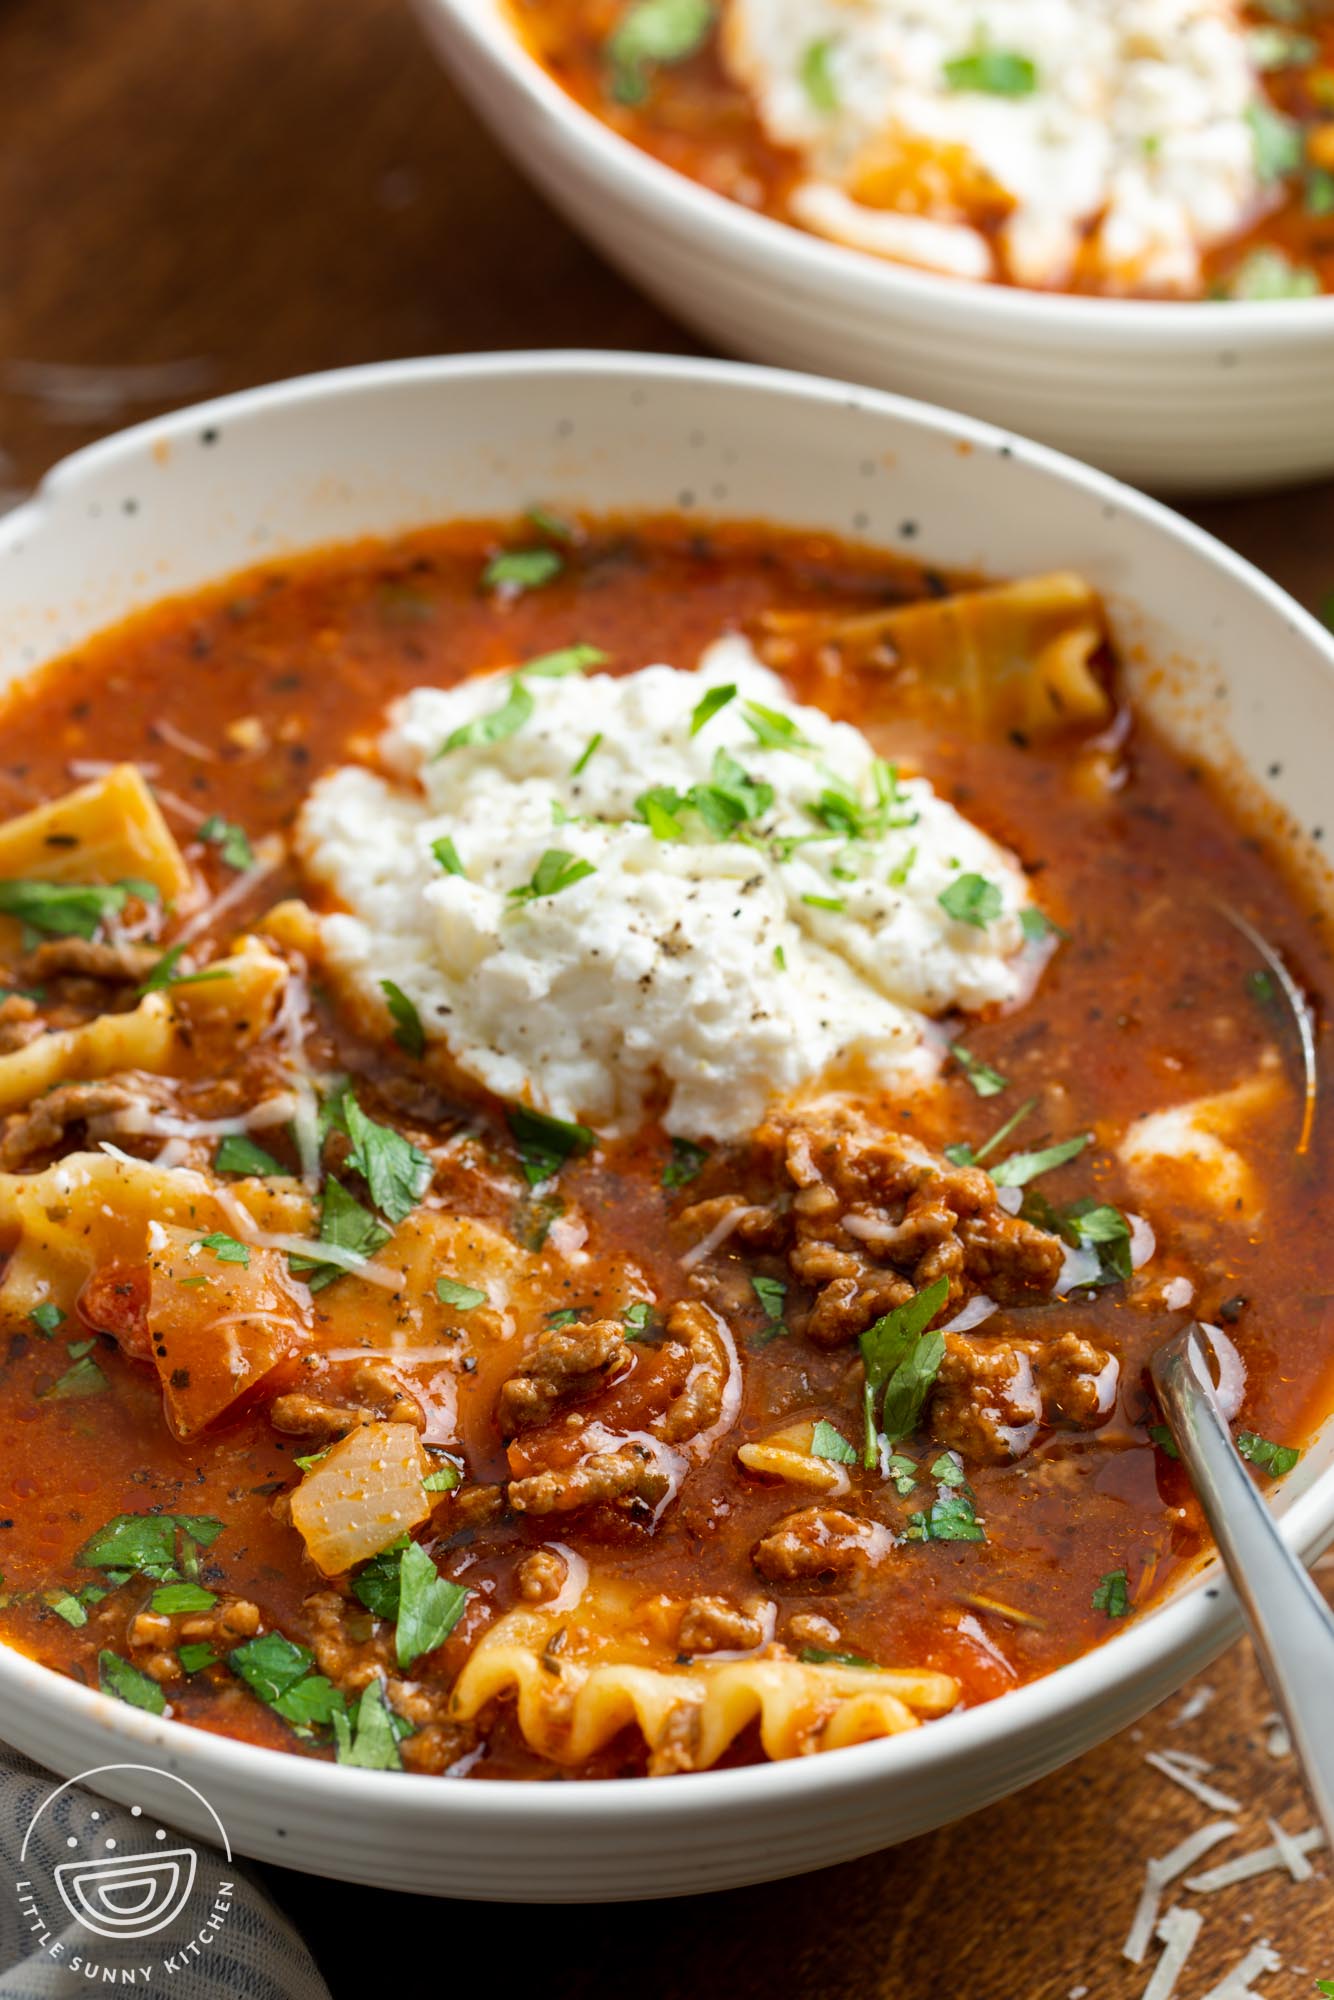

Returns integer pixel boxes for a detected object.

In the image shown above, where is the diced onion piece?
[290,1420,431,1576]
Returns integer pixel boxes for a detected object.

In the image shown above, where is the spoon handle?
[1153,1326,1334,1843]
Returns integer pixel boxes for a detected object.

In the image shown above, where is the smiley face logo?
[19,1764,230,1946]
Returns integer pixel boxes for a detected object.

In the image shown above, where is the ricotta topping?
[721,0,1273,292]
[298,639,1036,1140]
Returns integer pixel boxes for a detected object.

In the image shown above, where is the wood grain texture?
[2,0,1332,1987]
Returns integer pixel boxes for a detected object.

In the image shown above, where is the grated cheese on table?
[1185,1824,1325,1893]
[1144,1749,1244,1813]
[1123,1820,1238,1962]
[1142,1907,1204,2000]
[1198,1941,1282,2000]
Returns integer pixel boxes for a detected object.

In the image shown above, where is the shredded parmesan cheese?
[1123,1819,1238,1963]
[1185,1824,1325,1893]
[1143,1907,1204,2000]
[1199,1942,1281,2000]
[1144,1749,1243,1813]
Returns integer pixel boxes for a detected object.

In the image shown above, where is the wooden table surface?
[3,0,1333,1989]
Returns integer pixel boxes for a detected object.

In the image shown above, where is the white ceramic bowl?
[1,352,1332,1901]
[415,0,1334,495]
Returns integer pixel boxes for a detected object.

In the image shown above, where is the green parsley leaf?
[341,1092,432,1225]
[751,1273,787,1334]
[436,676,535,756]
[333,1676,404,1769]
[1053,1196,1133,1286]
[859,1275,950,1466]
[949,1041,1008,1098]
[1307,168,1334,216]
[352,1538,409,1619]
[137,943,234,995]
[1247,100,1303,182]
[42,1354,107,1399]
[1148,1423,1180,1460]
[1019,906,1064,943]
[607,0,713,103]
[773,943,788,970]
[571,733,602,777]
[1092,1569,1131,1617]
[178,1642,219,1674]
[524,504,577,543]
[197,814,255,871]
[810,1419,857,1465]
[422,1463,461,1493]
[637,787,686,841]
[0,879,133,942]
[436,1276,487,1311]
[523,643,607,678]
[289,1175,391,1292]
[46,1591,88,1627]
[1222,245,1319,300]
[662,1135,709,1188]
[1248,23,1318,67]
[547,1307,582,1329]
[508,848,597,904]
[797,1646,878,1669]
[943,48,1037,95]
[907,1490,986,1542]
[98,1649,165,1714]
[76,1513,222,1577]
[432,834,466,876]
[151,1582,217,1615]
[28,1301,65,1338]
[481,548,563,594]
[196,1230,250,1267]
[623,1300,653,1335]
[395,1540,469,1670]
[930,1451,967,1488]
[742,700,812,752]
[1237,1430,1302,1476]
[939,872,1002,928]
[802,893,845,913]
[690,683,737,736]
[380,978,425,1059]
[273,1674,346,1730]
[886,1452,918,1496]
[800,36,838,110]
[507,1102,595,1186]
[989,1131,1091,1188]
[229,1630,316,1706]
[214,1133,283,1177]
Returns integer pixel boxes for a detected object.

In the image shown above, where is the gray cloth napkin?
[0,1744,329,2000]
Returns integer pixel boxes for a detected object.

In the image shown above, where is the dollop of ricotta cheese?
[721,0,1272,293]
[298,639,1036,1140]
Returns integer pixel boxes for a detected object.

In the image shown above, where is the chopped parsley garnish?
[773,943,787,970]
[340,1092,432,1225]
[946,1093,1037,1170]
[524,504,577,543]
[547,1307,582,1328]
[888,844,917,887]
[800,36,838,111]
[379,978,425,1059]
[138,944,234,995]
[690,683,736,736]
[1247,100,1303,182]
[508,848,597,904]
[1021,1191,1132,1287]
[798,1646,878,1669]
[1148,1423,1180,1460]
[938,872,1002,928]
[1222,246,1320,300]
[98,1650,166,1715]
[481,548,563,594]
[523,643,607,679]
[949,1041,1008,1098]
[943,48,1038,95]
[150,1582,216,1615]
[197,814,255,871]
[436,676,534,756]
[907,1489,985,1542]
[1092,1569,1131,1618]
[802,894,845,913]
[333,1676,405,1769]
[28,1301,64,1338]
[42,1352,108,1399]
[196,1230,251,1267]
[989,1130,1091,1188]
[1307,168,1334,217]
[859,1275,950,1467]
[395,1540,469,1669]
[432,834,465,876]
[178,1642,219,1674]
[76,1512,223,1580]
[607,0,713,103]
[214,1132,283,1177]
[810,1419,857,1465]
[930,1451,967,1488]
[662,1135,709,1188]
[422,1463,461,1494]
[46,1591,88,1627]
[1019,905,1065,943]
[623,1300,653,1335]
[571,732,602,777]
[1248,23,1318,67]
[750,1274,787,1342]
[507,1102,595,1186]
[886,1452,918,1496]
[742,700,812,752]
[1237,1430,1302,1477]
[230,1631,344,1732]
[289,1175,391,1292]
[436,1276,487,1311]
[0,878,141,942]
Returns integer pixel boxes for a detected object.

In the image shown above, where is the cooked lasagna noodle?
[516,0,1334,298]
[0,515,1328,1781]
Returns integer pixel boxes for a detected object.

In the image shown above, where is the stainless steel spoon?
[1151,1321,1334,1842]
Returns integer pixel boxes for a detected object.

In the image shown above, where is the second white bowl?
[417,0,1334,495]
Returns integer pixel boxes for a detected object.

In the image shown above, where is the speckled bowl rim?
[426,0,1334,341]
[0,349,1331,1837]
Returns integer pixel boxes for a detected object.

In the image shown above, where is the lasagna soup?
[0,514,1327,1781]
[516,0,1334,299]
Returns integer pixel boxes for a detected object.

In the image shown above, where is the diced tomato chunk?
[77,1262,152,1362]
